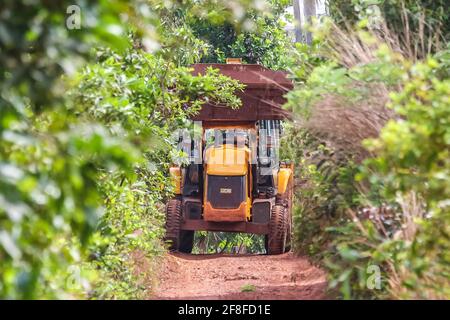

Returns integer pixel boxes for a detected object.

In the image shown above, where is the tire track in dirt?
[152,252,327,300]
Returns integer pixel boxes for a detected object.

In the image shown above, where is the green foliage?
[0,118,140,298]
[287,41,327,84]
[0,0,132,114]
[359,55,450,299]
[281,125,360,259]
[189,0,294,69]
[193,232,265,254]
[72,41,244,298]
[0,0,148,299]
[285,62,353,117]
[319,185,409,299]
[88,171,166,299]
[228,12,294,69]
[365,57,450,205]
[74,47,244,130]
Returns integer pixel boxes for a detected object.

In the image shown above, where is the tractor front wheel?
[165,199,194,253]
[266,204,287,255]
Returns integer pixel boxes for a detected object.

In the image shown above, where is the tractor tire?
[266,204,287,255]
[165,199,194,253]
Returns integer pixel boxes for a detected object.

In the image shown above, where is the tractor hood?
[204,145,250,176]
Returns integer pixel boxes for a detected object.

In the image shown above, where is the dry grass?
[303,91,394,162]
[298,7,446,162]
[294,23,404,162]
[324,5,445,66]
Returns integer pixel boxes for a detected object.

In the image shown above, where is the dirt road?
[153,252,327,300]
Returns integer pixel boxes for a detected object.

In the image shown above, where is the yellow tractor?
[165,61,293,255]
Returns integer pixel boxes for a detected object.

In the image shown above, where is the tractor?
[165,60,294,255]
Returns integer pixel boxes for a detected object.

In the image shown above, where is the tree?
[189,0,294,69]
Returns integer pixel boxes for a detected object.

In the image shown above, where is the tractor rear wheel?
[266,204,287,255]
[165,199,194,253]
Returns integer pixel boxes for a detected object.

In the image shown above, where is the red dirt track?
[153,252,327,300]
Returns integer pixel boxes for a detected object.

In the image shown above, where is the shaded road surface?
[153,252,327,300]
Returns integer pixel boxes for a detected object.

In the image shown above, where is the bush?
[0,0,147,299]
[286,7,449,299]
[281,125,360,259]
[72,42,244,298]
[361,54,450,299]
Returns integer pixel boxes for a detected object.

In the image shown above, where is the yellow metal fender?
[169,166,182,195]
[277,167,292,195]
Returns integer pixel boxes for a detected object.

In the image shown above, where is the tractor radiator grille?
[207,175,245,209]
